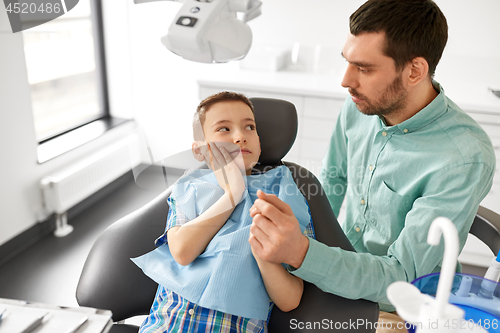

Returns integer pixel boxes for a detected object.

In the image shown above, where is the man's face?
[202,101,261,175]
[341,32,408,121]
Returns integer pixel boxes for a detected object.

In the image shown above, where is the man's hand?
[249,190,309,268]
[201,142,246,206]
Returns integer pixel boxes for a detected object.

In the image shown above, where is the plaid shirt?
[139,197,316,333]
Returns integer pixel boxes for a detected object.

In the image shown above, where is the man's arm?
[250,162,494,310]
[290,162,494,309]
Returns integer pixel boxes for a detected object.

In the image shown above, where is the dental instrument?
[479,253,500,299]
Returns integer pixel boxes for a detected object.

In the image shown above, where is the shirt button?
[189,309,195,316]
[382,131,387,137]
[360,199,366,205]
[355,227,361,232]
[403,128,409,133]
[369,165,373,171]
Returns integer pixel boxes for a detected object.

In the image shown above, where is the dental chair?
[76,97,380,332]
[470,205,500,257]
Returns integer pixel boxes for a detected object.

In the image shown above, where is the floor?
[0,167,176,309]
[0,167,489,322]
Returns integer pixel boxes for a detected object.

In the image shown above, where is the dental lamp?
[134,0,263,63]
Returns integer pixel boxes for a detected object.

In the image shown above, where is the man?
[248,0,496,331]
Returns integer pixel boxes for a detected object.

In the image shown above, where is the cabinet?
[198,70,500,266]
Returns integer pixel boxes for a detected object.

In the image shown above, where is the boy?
[133,92,315,333]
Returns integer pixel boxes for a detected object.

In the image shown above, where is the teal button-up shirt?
[291,83,496,311]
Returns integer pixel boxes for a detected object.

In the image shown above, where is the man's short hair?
[350,0,448,77]
[193,91,254,141]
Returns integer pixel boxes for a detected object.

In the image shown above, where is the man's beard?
[349,74,408,118]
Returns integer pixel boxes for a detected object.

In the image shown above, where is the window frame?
[32,0,125,163]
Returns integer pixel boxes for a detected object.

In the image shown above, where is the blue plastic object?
[407,273,500,333]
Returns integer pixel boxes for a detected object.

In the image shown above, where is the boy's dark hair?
[193,91,254,140]
[350,0,448,78]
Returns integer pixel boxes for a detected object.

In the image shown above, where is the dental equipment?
[134,0,263,63]
[441,252,500,320]
[387,217,488,332]
[479,252,500,299]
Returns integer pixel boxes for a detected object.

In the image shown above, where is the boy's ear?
[192,141,206,162]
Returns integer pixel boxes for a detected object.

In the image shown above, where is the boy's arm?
[168,192,236,266]
[169,142,246,266]
[253,252,303,312]
[249,195,314,311]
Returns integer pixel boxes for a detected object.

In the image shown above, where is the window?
[21,0,110,157]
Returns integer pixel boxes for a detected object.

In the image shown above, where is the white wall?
[125,1,237,163]
[0,11,40,246]
[1,0,499,247]
[126,0,500,162]
[123,0,359,163]
[0,2,137,246]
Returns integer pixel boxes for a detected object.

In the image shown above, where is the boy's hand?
[202,142,246,206]
[249,190,309,268]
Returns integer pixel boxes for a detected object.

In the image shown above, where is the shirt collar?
[377,81,448,134]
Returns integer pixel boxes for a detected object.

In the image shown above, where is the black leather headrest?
[250,98,298,166]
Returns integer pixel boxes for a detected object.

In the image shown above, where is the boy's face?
[199,100,261,175]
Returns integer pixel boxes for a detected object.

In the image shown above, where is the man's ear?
[192,141,206,162]
[407,57,429,86]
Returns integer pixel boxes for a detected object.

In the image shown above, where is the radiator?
[41,134,141,237]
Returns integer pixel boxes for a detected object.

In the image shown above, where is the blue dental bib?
[131,165,310,320]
